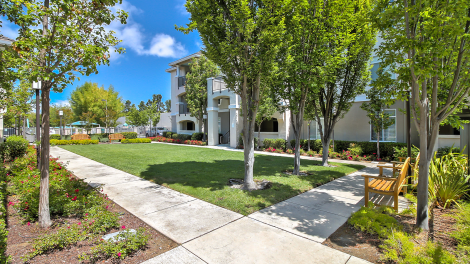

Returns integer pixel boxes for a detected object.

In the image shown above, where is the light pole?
[32,81,41,169]
[59,110,63,140]
[102,99,107,133]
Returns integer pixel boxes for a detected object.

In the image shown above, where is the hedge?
[288,139,407,158]
[121,138,151,144]
[0,168,8,263]
[118,132,137,139]
[263,138,287,150]
[162,131,173,138]
[191,132,204,141]
[50,139,99,145]
[50,134,61,140]
[0,135,29,161]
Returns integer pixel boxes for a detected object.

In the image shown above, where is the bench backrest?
[109,133,124,140]
[396,157,411,194]
[71,134,90,140]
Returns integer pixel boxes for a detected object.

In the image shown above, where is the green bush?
[348,205,401,238]
[393,145,420,160]
[121,138,151,144]
[99,138,109,143]
[50,134,61,140]
[438,146,461,157]
[162,131,173,138]
[333,140,407,158]
[118,132,137,139]
[347,143,363,156]
[427,151,469,208]
[191,132,204,141]
[381,231,456,263]
[171,134,178,140]
[50,139,99,145]
[289,139,320,151]
[0,136,29,161]
[177,134,191,141]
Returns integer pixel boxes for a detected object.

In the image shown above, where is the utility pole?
[32,81,41,169]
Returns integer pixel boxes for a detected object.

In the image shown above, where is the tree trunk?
[377,134,380,160]
[321,139,330,166]
[243,129,257,190]
[293,131,301,175]
[416,108,429,230]
[39,87,51,228]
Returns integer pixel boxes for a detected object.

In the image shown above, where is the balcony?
[178,76,186,88]
[212,78,229,94]
[179,103,190,115]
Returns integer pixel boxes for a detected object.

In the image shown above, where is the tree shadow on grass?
[139,154,364,215]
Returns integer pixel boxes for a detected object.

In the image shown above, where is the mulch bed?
[6,190,178,263]
[322,206,458,263]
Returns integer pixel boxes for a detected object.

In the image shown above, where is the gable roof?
[168,51,202,66]
[0,36,15,45]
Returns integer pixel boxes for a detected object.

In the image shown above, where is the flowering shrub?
[6,148,146,262]
[264,147,277,153]
[183,140,207,146]
[307,150,315,157]
[286,149,293,154]
[0,135,29,162]
[50,139,99,145]
[347,143,363,156]
[152,136,207,146]
[121,138,151,144]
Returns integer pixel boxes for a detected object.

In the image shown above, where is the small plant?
[307,150,315,156]
[286,149,293,154]
[121,138,151,144]
[78,228,149,262]
[348,205,401,238]
[347,143,363,156]
[299,149,306,155]
[393,145,420,161]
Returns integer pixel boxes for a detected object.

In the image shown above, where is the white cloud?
[106,0,187,59]
[53,100,71,107]
[176,0,189,16]
[146,34,187,58]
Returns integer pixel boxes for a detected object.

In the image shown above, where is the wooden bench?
[377,153,420,177]
[109,133,124,142]
[362,157,410,212]
[71,134,90,140]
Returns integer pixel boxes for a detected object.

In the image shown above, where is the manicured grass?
[60,144,364,215]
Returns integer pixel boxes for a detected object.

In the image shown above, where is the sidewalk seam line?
[142,198,198,216]
[181,245,210,264]
[181,215,245,244]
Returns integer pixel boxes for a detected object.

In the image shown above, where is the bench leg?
[394,194,399,212]
[364,178,369,207]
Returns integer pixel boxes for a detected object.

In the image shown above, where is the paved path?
[50,146,409,264]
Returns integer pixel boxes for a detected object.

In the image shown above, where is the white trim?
[171,112,179,116]
[165,67,176,73]
[228,104,240,109]
[438,135,460,139]
[168,52,202,66]
[206,107,219,112]
[218,109,229,113]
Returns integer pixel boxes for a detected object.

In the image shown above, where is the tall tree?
[372,0,470,230]
[123,100,132,113]
[186,55,220,141]
[127,104,148,127]
[164,99,171,113]
[179,0,285,190]
[3,0,127,228]
[309,0,376,167]
[360,88,395,160]
[50,104,73,128]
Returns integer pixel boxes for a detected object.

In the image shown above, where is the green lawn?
[60,143,364,215]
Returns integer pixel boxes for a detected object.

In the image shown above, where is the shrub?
[263,138,275,148]
[393,145,420,160]
[50,139,99,145]
[121,138,151,144]
[348,205,401,238]
[99,138,109,143]
[381,231,456,264]
[118,132,137,139]
[438,146,461,157]
[427,151,470,208]
[162,131,173,138]
[286,149,293,154]
[333,140,407,158]
[191,132,204,141]
[171,134,178,140]
[307,150,315,157]
[347,143,363,156]
[177,134,191,141]
[0,135,29,161]
[50,134,61,140]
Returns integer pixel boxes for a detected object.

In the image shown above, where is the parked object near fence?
[109,134,124,143]
[71,134,90,140]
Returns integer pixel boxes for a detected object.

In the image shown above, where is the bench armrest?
[361,174,398,181]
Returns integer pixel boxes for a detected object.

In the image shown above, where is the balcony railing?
[212,78,229,94]
[178,76,186,88]
[179,103,190,115]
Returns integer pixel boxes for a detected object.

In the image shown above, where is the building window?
[255,118,279,132]
[309,118,324,140]
[439,123,460,136]
[370,109,396,142]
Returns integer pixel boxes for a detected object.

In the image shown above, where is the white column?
[229,104,240,148]
[207,107,219,145]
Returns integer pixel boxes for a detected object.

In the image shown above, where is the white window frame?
[370,109,397,142]
[309,118,324,140]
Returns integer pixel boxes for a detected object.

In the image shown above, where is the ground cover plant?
[60,143,363,215]
[2,146,174,262]
[50,139,99,145]
[121,138,151,144]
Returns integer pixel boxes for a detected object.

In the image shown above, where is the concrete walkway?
[50,146,409,264]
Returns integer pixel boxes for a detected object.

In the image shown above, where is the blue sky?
[0,0,200,106]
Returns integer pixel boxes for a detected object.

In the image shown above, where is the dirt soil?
[322,207,458,263]
[6,194,178,264]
